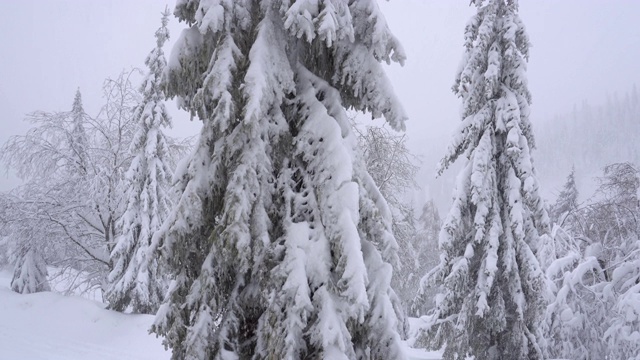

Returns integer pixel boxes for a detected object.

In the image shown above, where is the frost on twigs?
[543,163,640,360]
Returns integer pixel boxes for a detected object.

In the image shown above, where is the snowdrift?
[0,271,168,360]
[0,270,440,359]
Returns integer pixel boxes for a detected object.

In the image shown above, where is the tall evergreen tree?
[106,10,173,314]
[69,89,89,175]
[412,199,442,316]
[549,167,579,226]
[419,1,549,359]
[150,1,408,358]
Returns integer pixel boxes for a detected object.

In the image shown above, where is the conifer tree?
[69,89,89,175]
[412,199,441,316]
[419,1,549,359]
[150,1,408,358]
[537,168,580,272]
[107,10,173,314]
[11,242,50,294]
[550,167,579,226]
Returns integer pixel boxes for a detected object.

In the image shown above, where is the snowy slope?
[0,270,440,359]
[0,271,169,360]
[405,347,443,360]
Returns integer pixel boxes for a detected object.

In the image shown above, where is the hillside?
[0,271,168,360]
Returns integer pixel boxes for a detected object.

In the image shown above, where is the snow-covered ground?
[0,270,168,360]
[405,347,442,360]
[0,270,441,359]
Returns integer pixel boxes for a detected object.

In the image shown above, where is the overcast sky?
[1,1,639,197]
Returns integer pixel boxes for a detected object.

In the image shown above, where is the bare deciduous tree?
[0,69,189,298]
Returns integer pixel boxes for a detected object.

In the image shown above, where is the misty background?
[1,0,639,212]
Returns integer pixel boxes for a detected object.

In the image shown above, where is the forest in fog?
[0,1,638,360]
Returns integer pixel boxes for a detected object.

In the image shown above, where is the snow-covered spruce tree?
[69,89,89,175]
[11,242,50,294]
[537,168,580,272]
[411,199,441,316]
[150,1,408,358]
[549,167,578,226]
[107,10,173,314]
[418,1,550,359]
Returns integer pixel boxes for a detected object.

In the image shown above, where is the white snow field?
[0,270,440,360]
[0,270,168,360]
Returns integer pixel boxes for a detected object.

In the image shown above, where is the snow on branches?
[150,1,408,359]
[418,1,549,359]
